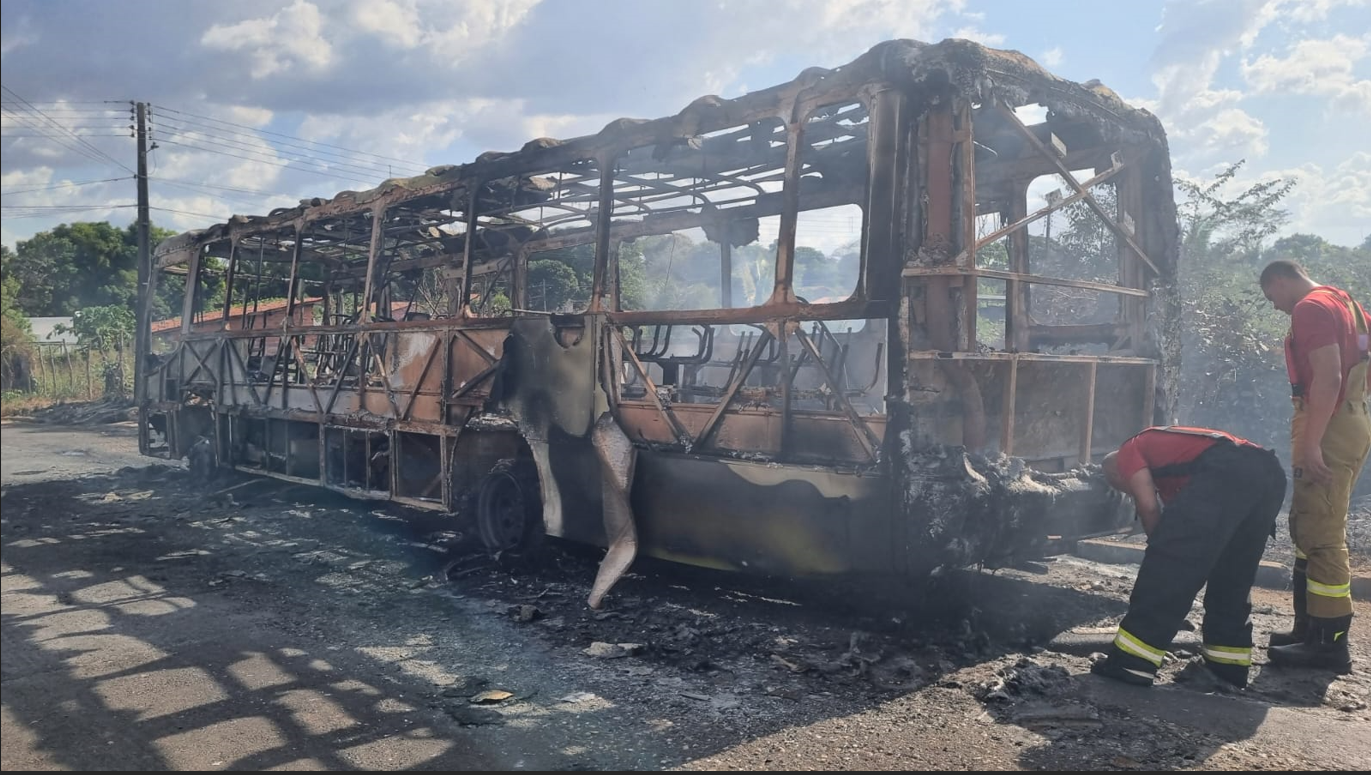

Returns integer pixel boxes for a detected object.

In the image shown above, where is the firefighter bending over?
[1260,259,1370,673]
[1092,426,1287,688]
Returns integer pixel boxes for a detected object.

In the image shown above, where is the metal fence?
[2,337,133,400]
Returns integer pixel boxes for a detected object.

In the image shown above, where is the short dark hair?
[1260,259,1308,287]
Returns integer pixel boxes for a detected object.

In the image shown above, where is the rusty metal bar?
[590,162,614,312]
[289,335,324,413]
[179,246,205,335]
[454,329,499,365]
[220,237,240,329]
[452,361,500,399]
[400,337,442,421]
[610,325,690,446]
[908,350,1154,365]
[214,341,225,403]
[720,240,733,308]
[599,326,620,412]
[900,267,1149,298]
[606,298,889,327]
[182,340,215,384]
[1080,360,1098,463]
[923,100,986,448]
[959,100,978,347]
[973,163,1125,250]
[439,330,453,423]
[795,327,880,460]
[180,316,516,342]
[347,182,863,281]
[995,104,1160,276]
[360,207,385,322]
[778,328,792,458]
[1005,183,1031,351]
[1118,161,1147,351]
[695,328,774,450]
[227,339,263,406]
[263,334,288,407]
[368,334,403,419]
[769,122,802,304]
[1000,357,1019,455]
[283,228,305,325]
[324,335,361,415]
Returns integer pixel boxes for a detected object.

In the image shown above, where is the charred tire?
[475,458,544,556]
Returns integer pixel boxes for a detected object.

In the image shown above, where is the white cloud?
[950,26,1006,47]
[1180,152,1371,246]
[1275,152,1371,239]
[351,0,425,49]
[349,0,541,61]
[1280,0,1370,23]
[201,0,334,79]
[228,106,275,128]
[1042,47,1064,68]
[1242,34,1371,114]
[296,97,619,171]
[0,14,35,56]
[1147,0,1282,162]
[1,165,54,189]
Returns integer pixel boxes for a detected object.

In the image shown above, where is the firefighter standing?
[1259,260,1370,673]
[1092,426,1287,688]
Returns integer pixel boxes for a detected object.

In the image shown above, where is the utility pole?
[132,102,151,412]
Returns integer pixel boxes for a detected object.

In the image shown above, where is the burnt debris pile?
[901,435,1132,574]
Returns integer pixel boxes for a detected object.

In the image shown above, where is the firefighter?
[1091,426,1287,688]
[1259,259,1370,673]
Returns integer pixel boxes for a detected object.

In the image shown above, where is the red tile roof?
[151,297,323,334]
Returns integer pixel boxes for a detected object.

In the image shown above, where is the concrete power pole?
[132,102,151,410]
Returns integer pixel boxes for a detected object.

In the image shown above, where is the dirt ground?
[3,421,1369,771]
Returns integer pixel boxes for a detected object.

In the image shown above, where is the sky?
[2,0,1369,251]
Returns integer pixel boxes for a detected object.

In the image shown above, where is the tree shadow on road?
[3,463,1353,771]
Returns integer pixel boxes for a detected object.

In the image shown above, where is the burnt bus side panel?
[496,316,606,545]
[630,452,895,577]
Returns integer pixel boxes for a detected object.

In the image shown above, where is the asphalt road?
[3,420,1369,771]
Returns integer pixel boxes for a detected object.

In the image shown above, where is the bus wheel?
[475,458,543,556]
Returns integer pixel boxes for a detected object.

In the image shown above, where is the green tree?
[54,304,136,352]
[1172,161,1300,454]
[2,221,181,319]
[1,253,36,390]
[527,259,582,311]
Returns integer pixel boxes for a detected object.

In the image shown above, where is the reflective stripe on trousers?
[1290,358,1371,618]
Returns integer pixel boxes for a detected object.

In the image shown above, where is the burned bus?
[137,39,1180,607]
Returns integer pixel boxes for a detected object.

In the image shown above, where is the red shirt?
[1286,286,1370,406]
[1115,427,1258,505]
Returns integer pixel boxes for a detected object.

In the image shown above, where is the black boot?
[1203,659,1249,689]
[1267,614,1353,674]
[1090,646,1158,687]
[1268,562,1308,648]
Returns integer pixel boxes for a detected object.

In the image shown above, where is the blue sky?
[2,0,1369,249]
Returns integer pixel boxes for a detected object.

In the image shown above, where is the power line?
[0,203,136,219]
[153,177,287,199]
[1,203,135,210]
[2,133,130,138]
[153,115,418,178]
[155,137,382,187]
[156,124,402,181]
[1,176,130,195]
[153,112,426,176]
[149,205,235,221]
[0,100,128,105]
[152,103,428,170]
[0,107,116,168]
[151,177,292,210]
[1,85,134,173]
